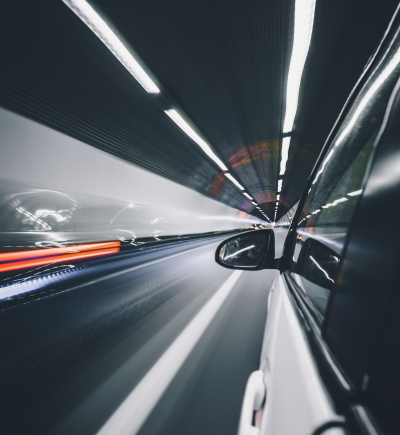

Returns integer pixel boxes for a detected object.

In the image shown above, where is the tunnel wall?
[0,107,264,243]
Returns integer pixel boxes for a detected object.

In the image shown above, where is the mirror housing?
[215,229,276,270]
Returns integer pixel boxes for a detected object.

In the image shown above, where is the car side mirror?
[215,229,276,270]
[296,236,340,289]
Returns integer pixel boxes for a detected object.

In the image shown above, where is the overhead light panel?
[165,110,228,171]
[279,137,291,176]
[283,0,316,133]
[243,193,253,200]
[225,173,245,190]
[63,0,160,94]
[278,0,315,185]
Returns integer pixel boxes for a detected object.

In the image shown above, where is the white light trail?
[332,197,348,205]
[224,245,255,260]
[321,197,348,209]
[63,0,160,94]
[310,256,334,283]
[243,193,253,200]
[277,179,283,192]
[251,201,258,206]
[347,189,362,196]
[283,0,316,133]
[312,46,400,184]
[313,149,334,184]
[336,46,400,147]
[278,0,315,188]
[279,137,291,175]
[224,173,245,190]
[165,110,228,171]
[277,194,280,200]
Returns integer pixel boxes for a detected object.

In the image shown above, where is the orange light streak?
[0,247,120,273]
[0,241,120,263]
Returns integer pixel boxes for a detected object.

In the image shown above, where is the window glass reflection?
[292,123,378,316]
[219,233,267,268]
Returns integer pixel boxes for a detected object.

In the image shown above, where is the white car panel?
[240,274,344,435]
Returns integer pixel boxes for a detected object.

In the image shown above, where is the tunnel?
[1,1,400,434]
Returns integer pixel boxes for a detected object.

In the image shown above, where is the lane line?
[97,270,243,435]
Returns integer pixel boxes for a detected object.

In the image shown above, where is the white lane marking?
[97,270,243,435]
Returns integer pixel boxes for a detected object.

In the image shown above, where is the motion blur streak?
[164,109,228,171]
[0,247,120,273]
[62,0,160,93]
[279,0,316,198]
[282,0,316,134]
[97,270,243,435]
[0,241,120,262]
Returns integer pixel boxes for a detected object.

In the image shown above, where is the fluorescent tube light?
[279,137,291,175]
[277,180,283,193]
[251,201,258,206]
[283,0,316,133]
[63,0,160,93]
[225,173,245,190]
[243,193,253,200]
[165,110,228,171]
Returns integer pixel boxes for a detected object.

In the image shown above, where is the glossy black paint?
[214,229,276,270]
[324,75,400,435]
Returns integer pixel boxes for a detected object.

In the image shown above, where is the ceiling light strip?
[62,0,160,93]
[283,0,316,134]
[225,173,245,190]
[276,0,315,221]
[165,110,228,171]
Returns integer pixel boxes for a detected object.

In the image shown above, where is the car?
[214,12,400,435]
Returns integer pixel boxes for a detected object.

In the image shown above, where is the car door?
[235,9,400,435]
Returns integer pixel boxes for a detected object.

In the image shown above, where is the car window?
[289,30,400,318]
[291,124,380,316]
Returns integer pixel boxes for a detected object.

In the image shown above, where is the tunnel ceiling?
[1,0,398,220]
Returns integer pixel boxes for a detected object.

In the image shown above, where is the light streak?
[62,0,159,93]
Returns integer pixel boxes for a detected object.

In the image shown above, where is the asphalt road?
[1,229,287,435]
